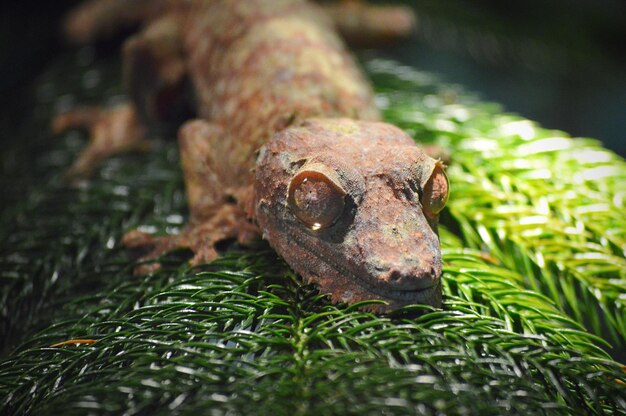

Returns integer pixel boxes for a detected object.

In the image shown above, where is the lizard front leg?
[53,14,188,179]
[123,120,259,274]
[52,103,151,179]
[123,203,257,275]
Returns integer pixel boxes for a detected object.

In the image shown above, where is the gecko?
[53,0,449,312]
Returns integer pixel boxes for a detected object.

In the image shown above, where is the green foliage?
[1,54,625,415]
[368,59,626,352]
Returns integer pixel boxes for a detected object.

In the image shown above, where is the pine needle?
[368,59,626,353]
[1,51,625,415]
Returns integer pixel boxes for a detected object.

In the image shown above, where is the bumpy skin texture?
[255,119,445,311]
[178,0,380,191]
[58,0,448,311]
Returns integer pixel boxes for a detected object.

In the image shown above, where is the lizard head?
[254,118,448,312]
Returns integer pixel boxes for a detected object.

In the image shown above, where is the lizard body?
[55,0,449,312]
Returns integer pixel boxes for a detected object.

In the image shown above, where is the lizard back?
[177,0,380,185]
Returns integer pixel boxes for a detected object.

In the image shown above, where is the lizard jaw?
[305,270,442,313]
[284,222,443,311]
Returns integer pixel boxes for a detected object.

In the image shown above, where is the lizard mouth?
[310,244,440,303]
[284,222,441,308]
[365,280,440,302]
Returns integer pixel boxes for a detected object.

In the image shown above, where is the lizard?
[53,0,449,312]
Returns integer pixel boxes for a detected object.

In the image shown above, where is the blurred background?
[1,0,625,156]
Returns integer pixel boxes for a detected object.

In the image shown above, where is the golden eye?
[421,164,449,218]
[288,171,346,231]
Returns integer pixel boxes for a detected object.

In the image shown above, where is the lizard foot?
[122,204,259,275]
[52,103,151,179]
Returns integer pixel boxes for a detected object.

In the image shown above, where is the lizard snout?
[353,174,443,299]
[376,266,439,291]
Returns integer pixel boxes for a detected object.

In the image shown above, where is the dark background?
[1,0,625,156]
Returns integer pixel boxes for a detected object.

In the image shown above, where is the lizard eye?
[421,164,449,218]
[288,171,346,231]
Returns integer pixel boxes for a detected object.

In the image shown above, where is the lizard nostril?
[378,267,437,291]
[388,269,402,282]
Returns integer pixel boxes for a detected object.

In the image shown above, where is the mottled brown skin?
[55,0,448,312]
[255,118,447,311]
